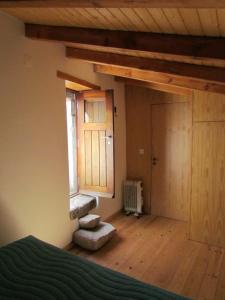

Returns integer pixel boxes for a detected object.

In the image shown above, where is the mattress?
[0,236,189,300]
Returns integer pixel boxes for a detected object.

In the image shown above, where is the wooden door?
[190,123,225,247]
[151,102,191,221]
[77,90,114,197]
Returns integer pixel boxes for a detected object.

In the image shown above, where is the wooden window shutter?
[77,90,114,197]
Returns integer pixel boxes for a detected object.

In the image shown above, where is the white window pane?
[66,92,77,195]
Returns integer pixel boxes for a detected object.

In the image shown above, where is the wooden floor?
[71,214,225,300]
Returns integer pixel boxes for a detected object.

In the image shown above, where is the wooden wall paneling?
[193,90,225,122]
[84,130,92,185]
[190,122,225,247]
[151,102,192,221]
[99,130,107,187]
[125,85,151,213]
[125,85,191,215]
[91,130,100,186]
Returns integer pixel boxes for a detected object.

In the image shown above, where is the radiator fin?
[123,180,143,214]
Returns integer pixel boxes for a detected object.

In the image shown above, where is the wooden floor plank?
[70,214,225,300]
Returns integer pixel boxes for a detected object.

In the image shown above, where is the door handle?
[152,157,159,165]
[101,135,112,139]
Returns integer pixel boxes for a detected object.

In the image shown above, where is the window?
[66,89,115,198]
[66,90,77,196]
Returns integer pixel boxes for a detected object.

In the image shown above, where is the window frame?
[66,89,79,198]
[66,89,115,199]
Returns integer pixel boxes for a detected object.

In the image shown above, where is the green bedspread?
[0,236,190,300]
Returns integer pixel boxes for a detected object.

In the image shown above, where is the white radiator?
[123,180,143,216]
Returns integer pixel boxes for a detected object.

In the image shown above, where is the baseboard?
[104,209,123,223]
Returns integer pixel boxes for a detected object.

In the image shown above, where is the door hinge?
[114,106,117,117]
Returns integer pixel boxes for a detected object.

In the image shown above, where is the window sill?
[79,189,114,199]
[69,193,97,220]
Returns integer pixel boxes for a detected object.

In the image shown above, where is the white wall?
[0,12,126,248]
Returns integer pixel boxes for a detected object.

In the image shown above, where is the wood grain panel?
[193,90,225,122]
[134,8,161,32]
[151,102,192,221]
[125,85,151,213]
[99,130,107,187]
[72,214,225,300]
[179,9,204,36]
[198,9,221,36]
[190,123,225,247]
[125,86,191,214]
[3,7,225,38]
[115,76,193,96]
[84,130,92,185]
[94,64,225,95]
[162,8,188,35]
[77,90,114,195]
[91,130,100,186]
[2,1,225,8]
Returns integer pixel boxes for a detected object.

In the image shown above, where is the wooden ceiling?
[1,1,225,95]
[1,7,225,37]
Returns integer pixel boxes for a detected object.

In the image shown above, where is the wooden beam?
[57,70,100,90]
[66,47,225,85]
[115,77,193,96]
[94,64,225,94]
[25,24,225,61]
[2,1,225,8]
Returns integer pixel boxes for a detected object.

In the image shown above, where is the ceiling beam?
[115,77,192,96]
[2,1,225,8]
[25,24,225,61]
[66,47,225,85]
[57,70,100,90]
[94,64,225,94]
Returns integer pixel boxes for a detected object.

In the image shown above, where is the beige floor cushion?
[73,222,116,251]
[79,214,101,229]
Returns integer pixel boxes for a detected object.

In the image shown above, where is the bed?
[0,236,190,300]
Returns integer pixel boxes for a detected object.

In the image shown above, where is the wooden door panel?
[151,103,191,221]
[77,90,114,196]
[190,123,225,247]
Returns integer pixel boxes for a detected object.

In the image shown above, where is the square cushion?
[73,222,116,251]
[79,214,101,229]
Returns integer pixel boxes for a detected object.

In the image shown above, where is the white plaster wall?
[0,12,126,247]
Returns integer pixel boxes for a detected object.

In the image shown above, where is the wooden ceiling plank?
[66,47,225,84]
[94,64,225,94]
[217,9,225,36]
[147,8,174,34]
[162,8,189,34]
[115,76,193,95]
[2,1,225,8]
[25,24,225,61]
[198,8,221,36]
[57,70,100,90]
[179,8,204,36]
[133,8,162,32]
